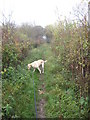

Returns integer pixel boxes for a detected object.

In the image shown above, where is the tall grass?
[2,43,88,118]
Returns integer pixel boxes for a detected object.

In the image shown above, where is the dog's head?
[28,64,31,70]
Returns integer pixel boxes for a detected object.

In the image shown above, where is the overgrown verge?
[2,46,43,118]
[43,44,88,118]
[2,43,89,118]
[1,19,47,118]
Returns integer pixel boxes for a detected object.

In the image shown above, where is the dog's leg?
[33,69,36,72]
[42,63,44,73]
[37,67,41,74]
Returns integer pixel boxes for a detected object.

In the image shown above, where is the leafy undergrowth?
[42,44,88,118]
[2,43,88,118]
[2,45,45,118]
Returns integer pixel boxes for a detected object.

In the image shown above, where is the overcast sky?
[0,0,83,27]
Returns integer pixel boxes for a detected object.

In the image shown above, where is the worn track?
[37,74,46,118]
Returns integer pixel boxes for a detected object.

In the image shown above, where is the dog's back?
[28,59,47,73]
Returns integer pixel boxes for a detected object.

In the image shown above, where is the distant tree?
[31,26,44,40]
[44,25,53,43]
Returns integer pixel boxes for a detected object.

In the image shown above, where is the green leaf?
[80,97,85,105]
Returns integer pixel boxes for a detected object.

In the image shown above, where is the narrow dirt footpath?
[37,73,46,118]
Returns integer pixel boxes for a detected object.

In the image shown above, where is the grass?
[2,43,53,118]
[2,45,45,118]
[38,44,81,118]
[2,43,88,118]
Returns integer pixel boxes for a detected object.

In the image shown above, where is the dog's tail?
[44,60,47,63]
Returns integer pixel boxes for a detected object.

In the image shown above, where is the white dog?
[28,59,47,74]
